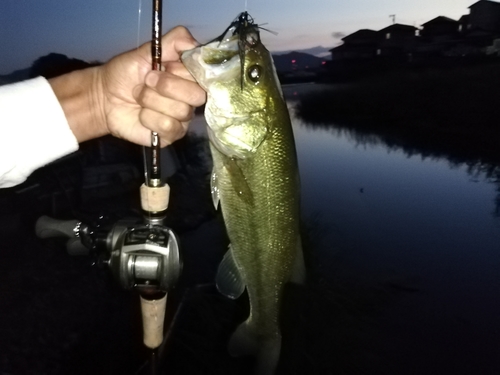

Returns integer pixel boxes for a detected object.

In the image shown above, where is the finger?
[137,26,198,65]
[163,61,196,82]
[135,85,194,122]
[124,123,155,148]
[161,26,199,61]
[144,71,206,107]
[139,108,188,145]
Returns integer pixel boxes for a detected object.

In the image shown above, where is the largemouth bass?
[182,12,304,374]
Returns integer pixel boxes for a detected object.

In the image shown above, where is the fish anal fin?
[216,245,246,299]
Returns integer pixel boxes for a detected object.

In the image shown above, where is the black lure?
[211,12,260,46]
[209,12,262,89]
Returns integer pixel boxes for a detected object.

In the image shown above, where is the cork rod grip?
[140,294,167,349]
[140,183,170,212]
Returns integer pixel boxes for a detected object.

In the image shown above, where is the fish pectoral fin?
[290,238,306,285]
[211,168,220,210]
[216,245,246,299]
[225,158,254,205]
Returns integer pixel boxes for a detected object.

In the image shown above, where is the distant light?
[291,59,296,63]
[322,61,326,65]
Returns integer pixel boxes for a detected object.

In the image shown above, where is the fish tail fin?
[229,321,281,375]
[255,338,281,375]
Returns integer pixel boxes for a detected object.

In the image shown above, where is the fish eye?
[245,32,259,46]
[247,64,262,82]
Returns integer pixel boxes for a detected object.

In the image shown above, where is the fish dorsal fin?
[211,168,220,210]
[216,245,246,299]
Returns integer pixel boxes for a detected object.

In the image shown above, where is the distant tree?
[29,53,101,79]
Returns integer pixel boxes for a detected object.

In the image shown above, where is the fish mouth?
[207,12,262,88]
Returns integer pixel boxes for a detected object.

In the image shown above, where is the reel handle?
[35,215,79,239]
[35,215,89,256]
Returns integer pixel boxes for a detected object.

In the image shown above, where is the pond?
[283,83,500,373]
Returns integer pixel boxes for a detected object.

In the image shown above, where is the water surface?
[285,83,500,373]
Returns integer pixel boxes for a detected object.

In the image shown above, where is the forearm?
[0,77,79,187]
[49,66,107,143]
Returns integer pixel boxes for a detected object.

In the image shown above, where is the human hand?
[97,26,206,147]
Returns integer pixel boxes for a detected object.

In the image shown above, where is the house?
[458,15,471,33]
[456,0,500,53]
[326,23,420,81]
[330,24,419,61]
[376,24,419,59]
[416,3,500,58]
[417,16,460,56]
[325,2,500,76]
[468,0,500,32]
[329,29,379,60]
[420,16,460,42]
[378,24,418,43]
[342,29,380,45]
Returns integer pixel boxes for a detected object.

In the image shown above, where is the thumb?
[161,26,199,62]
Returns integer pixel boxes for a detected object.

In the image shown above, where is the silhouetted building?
[330,29,379,61]
[458,15,472,33]
[468,0,500,32]
[421,16,460,42]
[376,24,418,59]
[417,17,461,57]
[330,24,418,62]
[325,1,500,80]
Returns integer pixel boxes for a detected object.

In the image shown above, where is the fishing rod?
[138,0,180,372]
[149,0,162,185]
[35,1,182,373]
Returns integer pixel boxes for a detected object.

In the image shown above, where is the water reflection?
[286,83,500,217]
[284,83,500,373]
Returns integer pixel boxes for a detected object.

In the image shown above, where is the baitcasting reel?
[35,215,182,293]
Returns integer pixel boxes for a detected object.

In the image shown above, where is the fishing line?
[137,0,151,187]
[137,0,143,51]
[137,0,154,227]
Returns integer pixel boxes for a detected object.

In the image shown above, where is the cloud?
[331,31,346,39]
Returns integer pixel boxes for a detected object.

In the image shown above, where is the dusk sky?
[1,0,475,74]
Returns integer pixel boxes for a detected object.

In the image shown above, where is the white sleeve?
[0,77,79,188]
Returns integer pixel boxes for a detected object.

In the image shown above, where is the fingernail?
[145,71,160,87]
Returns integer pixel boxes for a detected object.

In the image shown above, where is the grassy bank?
[296,63,500,167]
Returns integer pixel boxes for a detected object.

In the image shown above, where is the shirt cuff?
[0,77,79,188]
